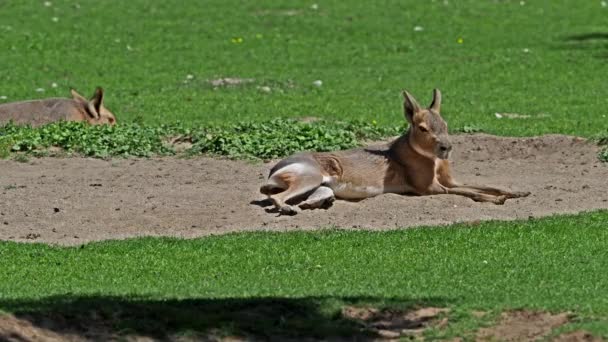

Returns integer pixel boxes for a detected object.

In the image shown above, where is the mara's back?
[0,98,80,126]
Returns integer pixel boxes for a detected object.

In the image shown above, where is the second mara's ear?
[402,90,421,123]
[71,88,87,103]
[89,87,104,114]
[430,88,441,112]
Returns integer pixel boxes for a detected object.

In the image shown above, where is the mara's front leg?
[456,184,530,199]
[435,160,529,200]
[426,182,507,205]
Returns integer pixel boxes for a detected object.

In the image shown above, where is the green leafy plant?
[2,121,607,162]
[1,122,183,158]
[0,120,404,160]
[188,119,404,160]
[592,132,608,162]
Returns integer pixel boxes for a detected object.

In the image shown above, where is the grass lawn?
[1,0,607,136]
[1,0,607,339]
[1,211,608,339]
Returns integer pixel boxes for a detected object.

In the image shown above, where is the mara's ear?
[402,90,421,123]
[70,88,88,103]
[72,88,98,119]
[85,87,104,120]
[430,88,441,113]
[90,87,104,112]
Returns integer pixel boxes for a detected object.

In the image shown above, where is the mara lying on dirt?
[260,89,530,215]
[0,87,116,127]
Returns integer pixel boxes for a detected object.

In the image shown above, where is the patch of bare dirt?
[208,77,254,88]
[0,314,83,342]
[552,330,604,342]
[476,310,570,341]
[253,9,303,16]
[342,306,449,338]
[0,313,228,342]
[0,134,607,245]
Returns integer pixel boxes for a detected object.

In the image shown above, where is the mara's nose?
[439,143,452,153]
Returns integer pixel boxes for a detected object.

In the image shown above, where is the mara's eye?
[108,117,115,124]
[418,125,428,133]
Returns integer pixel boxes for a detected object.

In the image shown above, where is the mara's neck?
[388,129,436,167]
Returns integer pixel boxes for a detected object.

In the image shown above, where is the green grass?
[1,1,608,339]
[1,211,608,339]
[1,0,607,137]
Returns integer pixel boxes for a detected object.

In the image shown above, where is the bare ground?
[0,133,607,245]
[476,310,570,341]
[1,308,603,341]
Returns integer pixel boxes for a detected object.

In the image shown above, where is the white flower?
[51,17,59,22]
[523,48,530,53]
[312,80,323,87]
[36,88,45,92]
[602,1,607,7]
[126,44,133,51]
[186,74,194,80]
[0,96,7,100]
[520,0,525,5]
[259,86,271,93]
[414,26,424,32]
[51,82,58,88]
[44,1,52,7]
[310,3,318,10]
[495,113,503,119]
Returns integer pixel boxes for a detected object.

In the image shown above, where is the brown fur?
[0,87,116,127]
[261,89,530,215]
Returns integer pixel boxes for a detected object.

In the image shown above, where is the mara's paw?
[279,205,298,216]
[510,191,531,198]
[492,195,507,205]
[321,196,335,209]
[299,196,335,211]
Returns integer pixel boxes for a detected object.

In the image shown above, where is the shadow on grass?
[565,33,608,41]
[559,32,608,58]
[0,295,450,340]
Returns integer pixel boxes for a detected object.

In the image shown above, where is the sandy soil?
[1,308,602,341]
[0,134,606,246]
[476,310,570,341]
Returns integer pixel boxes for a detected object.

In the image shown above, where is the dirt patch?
[342,306,449,338]
[0,313,221,342]
[0,134,607,245]
[0,314,83,342]
[208,77,254,88]
[254,9,303,16]
[477,310,570,341]
[552,330,604,342]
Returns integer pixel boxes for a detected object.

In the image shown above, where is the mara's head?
[71,87,116,125]
[402,89,451,160]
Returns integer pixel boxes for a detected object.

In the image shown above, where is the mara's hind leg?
[299,186,335,210]
[266,163,324,215]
